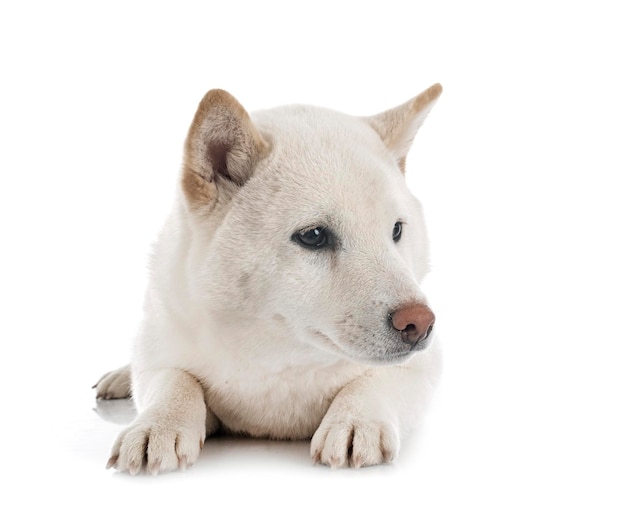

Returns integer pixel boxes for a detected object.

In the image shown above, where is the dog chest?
[202,361,364,439]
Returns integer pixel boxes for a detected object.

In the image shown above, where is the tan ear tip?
[427,83,443,99]
[411,83,443,111]
[198,88,237,109]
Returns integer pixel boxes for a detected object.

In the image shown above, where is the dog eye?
[393,221,403,242]
[293,227,330,250]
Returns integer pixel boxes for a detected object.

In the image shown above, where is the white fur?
[96,85,443,473]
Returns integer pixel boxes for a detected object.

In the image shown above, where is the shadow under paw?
[94,397,137,425]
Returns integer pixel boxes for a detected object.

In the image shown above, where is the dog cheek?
[235,271,253,300]
[269,265,331,326]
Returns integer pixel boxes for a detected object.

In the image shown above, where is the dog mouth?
[368,348,418,365]
[307,328,418,365]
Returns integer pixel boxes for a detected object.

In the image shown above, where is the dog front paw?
[107,419,204,475]
[310,416,400,469]
[93,365,131,400]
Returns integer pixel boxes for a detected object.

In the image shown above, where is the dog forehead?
[255,103,384,151]
[252,105,401,199]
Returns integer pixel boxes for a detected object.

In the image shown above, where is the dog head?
[180,85,442,365]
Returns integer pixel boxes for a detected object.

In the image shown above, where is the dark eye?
[393,221,403,242]
[293,227,330,250]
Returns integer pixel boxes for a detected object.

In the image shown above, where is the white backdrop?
[1,1,624,516]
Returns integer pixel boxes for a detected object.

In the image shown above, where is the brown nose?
[389,303,435,349]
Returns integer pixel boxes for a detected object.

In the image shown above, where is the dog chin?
[357,334,434,365]
[337,339,418,366]
[362,348,417,366]
[307,328,430,366]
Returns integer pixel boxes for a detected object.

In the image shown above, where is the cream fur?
[95,84,443,473]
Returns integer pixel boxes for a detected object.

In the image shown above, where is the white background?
[1,1,624,516]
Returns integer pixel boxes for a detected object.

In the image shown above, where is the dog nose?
[389,303,435,349]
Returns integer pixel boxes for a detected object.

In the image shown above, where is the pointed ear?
[367,83,442,173]
[182,89,269,210]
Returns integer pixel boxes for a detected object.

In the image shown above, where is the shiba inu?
[94,83,443,474]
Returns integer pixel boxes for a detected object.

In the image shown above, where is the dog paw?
[93,365,131,399]
[107,419,204,475]
[310,416,399,469]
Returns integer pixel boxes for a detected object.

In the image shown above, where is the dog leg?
[93,364,131,399]
[106,368,210,475]
[311,345,441,468]
[311,376,401,468]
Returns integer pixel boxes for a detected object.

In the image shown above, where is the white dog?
[94,84,443,474]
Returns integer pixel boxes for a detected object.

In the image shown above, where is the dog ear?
[182,89,269,210]
[367,83,442,173]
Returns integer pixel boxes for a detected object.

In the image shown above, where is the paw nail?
[149,464,160,476]
[106,456,118,470]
